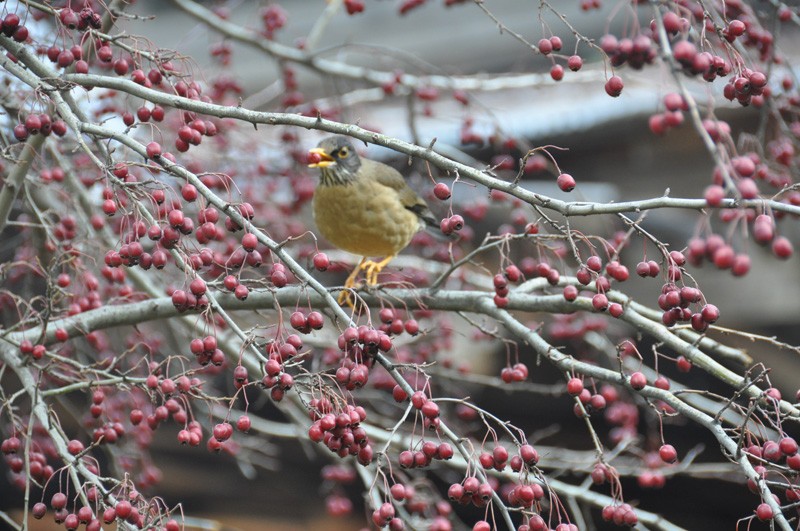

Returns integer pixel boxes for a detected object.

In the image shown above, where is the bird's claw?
[361,260,381,286]
[339,268,366,308]
[337,256,394,307]
[337,289,355,307]
[360,256,394,286]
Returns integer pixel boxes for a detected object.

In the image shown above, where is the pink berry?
[756,503,773,521]
[13,124,28,141]
[557,173,576,192]
[433,183,451,200]
[772,236,793,259]
[538,38,553,55]
[236,415,251,432]
[780,437,798,456]
[145,141,162,158]
[591,293,609,311]
[586,255,602,272]
[562,285,578,301]
[566,377,583,396]
[659,444,678,463]
[567,55,583,71]
[313,252,329,271]
[629,371,647,390]
[605,75,624,97]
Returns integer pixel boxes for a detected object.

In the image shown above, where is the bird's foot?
[361,255,395,286]
[337,289,355,307]
[338,258,368,307]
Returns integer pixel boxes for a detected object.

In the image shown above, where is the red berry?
[25,114,42,134]
[390,484,406,501]
[701,304,720,323]
[463,476,480,494]
[538,38,553,55]
[556,173,576,192]
[102,200,117,216]
[13,124,28,141]
[57,50,75,68]
[189,278,206,296]
[586,255,602,272]
[421,401,439,418]
[505,265,521,282]
[755,503,773,521]
[519,444,538,465]
[479,451,494,468]
[151,106,165,121]
[753,215,775,244]
[629,371,647,390]
[563,285,578,301]
[780,437,798,456]
[212,422,233,441]
[145,141,162,158]
[591,293,609,311]
[433,183,451,200]
[181,183,198,202]
[392,385,408,402]
[567,55,583,71]
[32,503,47,519]
[290,311,307,331]
[67,439,84,455]
[4,13,20,31]
[605,75,624,97]
[59,8,79,28]
[437,443,454,460]
[447,483,464,500]
[13,25,29,43]
[727,19,746,37]
[566,377,583,396]
[113,58,129,75]
[313,252,329,271]
[659,444,678,463]
[236,415,251,432]
[492,445,509,464]
[344,0,365,15]
[242,233,258,251]
[114,501,131,519]
[307,311,324,329]
[772,236,793,259]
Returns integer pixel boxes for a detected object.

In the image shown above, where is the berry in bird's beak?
[307,148,335,167]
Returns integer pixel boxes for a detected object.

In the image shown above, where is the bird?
[308,135,436,304]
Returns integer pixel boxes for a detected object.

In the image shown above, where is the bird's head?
[308,136,362,185]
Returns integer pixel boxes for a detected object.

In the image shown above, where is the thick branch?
[52,71,800,219]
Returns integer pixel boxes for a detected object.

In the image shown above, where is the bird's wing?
[363,159,437,227]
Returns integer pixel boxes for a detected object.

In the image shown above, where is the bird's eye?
[338,146,350,158]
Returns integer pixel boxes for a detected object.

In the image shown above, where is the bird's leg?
[337,257,368,306]
[361,255,395,286]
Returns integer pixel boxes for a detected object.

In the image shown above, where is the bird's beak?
[308,148,335,168]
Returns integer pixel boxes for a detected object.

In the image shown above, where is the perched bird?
[308,135,436,303]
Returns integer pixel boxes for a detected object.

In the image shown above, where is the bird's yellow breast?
[313,180,422,258]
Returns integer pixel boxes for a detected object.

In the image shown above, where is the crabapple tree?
[0,1,799,530]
